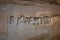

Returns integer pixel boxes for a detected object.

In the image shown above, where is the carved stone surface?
[0,1,60,40]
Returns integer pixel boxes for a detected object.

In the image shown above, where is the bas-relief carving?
[10,16,14,24]
[10,15,51,25]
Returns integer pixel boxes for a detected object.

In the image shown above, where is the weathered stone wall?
[0,0,60,5]
[0,1,60,40]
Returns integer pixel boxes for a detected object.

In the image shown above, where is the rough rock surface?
[0,1,60,40]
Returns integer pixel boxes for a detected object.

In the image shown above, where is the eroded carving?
[17,15,25,24]
[43,16,51,24]
[10,16,14,24]
[10,15,51,25]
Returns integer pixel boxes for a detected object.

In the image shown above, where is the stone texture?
[0,1,60,40]
[0,0,60,5]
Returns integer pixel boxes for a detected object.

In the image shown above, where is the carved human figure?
[24,17,29,24]
[38,17,42,25]
[43,16,51,24]
[30,17,36,25]
[17,15,25,24]
[10,16,14,24]
[33,17,39,25]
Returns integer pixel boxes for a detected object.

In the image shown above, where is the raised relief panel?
[10,15,51,25]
